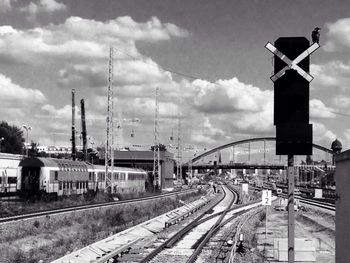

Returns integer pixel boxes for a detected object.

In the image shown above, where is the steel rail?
[187,187,238,262]
[278,193,335,211]
[139,187,228,263]
[187,186,239,263]
[139,185,240,263]
[0,189,198,224]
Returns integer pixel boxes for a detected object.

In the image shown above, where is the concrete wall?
[335,149,350,263]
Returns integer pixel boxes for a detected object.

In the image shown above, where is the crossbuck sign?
[265,42,320,82]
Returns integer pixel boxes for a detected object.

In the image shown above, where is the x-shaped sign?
[265,42,320,82]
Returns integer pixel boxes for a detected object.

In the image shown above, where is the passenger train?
[18,157,147,199]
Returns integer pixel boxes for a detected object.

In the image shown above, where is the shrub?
[12,249,26,263]
[33,220,40,228]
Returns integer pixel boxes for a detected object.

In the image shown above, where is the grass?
[0,189,205,262]
[0,189,180,218]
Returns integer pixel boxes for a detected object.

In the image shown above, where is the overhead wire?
[114,47,350,120]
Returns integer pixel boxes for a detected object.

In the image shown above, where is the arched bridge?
[183,137,334,170]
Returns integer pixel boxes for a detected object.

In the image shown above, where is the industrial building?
[112,150,175,189]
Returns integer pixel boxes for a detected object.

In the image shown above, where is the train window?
[70,181,73,189]
[8,177,17,184]
[89,172,92,181]
[63,182,66,189]
[59,182,62,190]
[54,171,58,181]
[120,173,126,180]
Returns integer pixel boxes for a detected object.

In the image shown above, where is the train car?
[18,157,94,199]
[0,153,23,195]
[18,157,147,199]
[92,165,147,193]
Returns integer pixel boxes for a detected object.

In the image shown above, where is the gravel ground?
[193,199,335,263]
[254,201,335,263]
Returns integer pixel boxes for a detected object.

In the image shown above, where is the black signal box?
[273,37,312,155]
[276,123,313,155]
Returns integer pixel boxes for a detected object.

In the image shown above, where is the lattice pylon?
[176,96,182,184]
[153,87,161,190]
[105,47,114,193]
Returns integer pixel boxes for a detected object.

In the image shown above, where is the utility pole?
[153,86,161,190]
[105,47,114,193]
[71,89,76,161]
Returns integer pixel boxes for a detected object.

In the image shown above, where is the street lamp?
[0,137,4,152]
[23,125,32,157]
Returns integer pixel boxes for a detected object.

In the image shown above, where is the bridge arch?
[190,137,333,163]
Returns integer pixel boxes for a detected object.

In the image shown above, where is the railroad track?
[297,196,335,211]
[135,185,249,263]
[0,189,198,224]
[277,193,335,212]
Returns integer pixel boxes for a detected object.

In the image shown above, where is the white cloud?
[0,0,13,12]
[20,0,66,18]
[0,73,46,103]
[0,16,188,89]
[187,77,274,134]
[0,16,188,62]
[312,122,337,145]
[324,18,350,52]
[332,95,350,108]
[311,61,350,91]
[310,99,336,118]
[40,104,79,120]
[191,77,272,114]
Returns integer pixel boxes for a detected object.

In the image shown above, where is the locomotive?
[18,157,147,199]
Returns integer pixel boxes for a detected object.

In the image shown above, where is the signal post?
[265,37,319,262]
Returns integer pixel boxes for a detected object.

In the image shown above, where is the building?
[113,150,175,189]
[335,148,349,263]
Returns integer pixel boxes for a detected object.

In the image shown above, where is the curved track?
[140,185,241,263]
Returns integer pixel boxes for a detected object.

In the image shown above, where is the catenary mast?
[105,47,114,192]
[153,87,160,190]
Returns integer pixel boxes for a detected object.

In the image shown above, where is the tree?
[151,144,167,152]
[0,121,25,154]
[28,142,39,157]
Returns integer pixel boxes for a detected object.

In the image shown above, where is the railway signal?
[265,36,319,263]
[265,38,319,155]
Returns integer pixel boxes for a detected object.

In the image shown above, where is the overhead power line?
[113,47,350,120]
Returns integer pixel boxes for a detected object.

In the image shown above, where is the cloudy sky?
[1,0,350,157]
